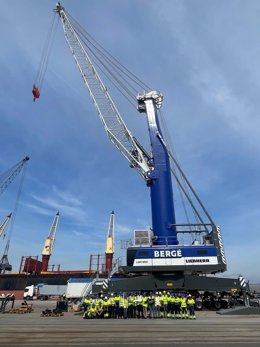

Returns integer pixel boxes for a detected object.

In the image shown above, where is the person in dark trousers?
[187,294,196,319]
[148,292,156,318]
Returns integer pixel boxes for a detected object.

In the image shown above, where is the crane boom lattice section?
[0,157,29,197]
[56,5,150,180]
[0,213,12,239]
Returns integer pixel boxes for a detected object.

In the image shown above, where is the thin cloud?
[30,193,87,223]
[71,230,87,238]
[52,185,83,207]
[191,69,258,146]
[22,202,54,216]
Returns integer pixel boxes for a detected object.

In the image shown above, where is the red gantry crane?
[41,212,60,272]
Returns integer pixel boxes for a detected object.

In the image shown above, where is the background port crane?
[105,210,115,274]
[0,156,29,274]
[41,211,60,272]
[0,240,12,273]
[0,213,12,239]
[0,214,12,273]
[0,156,29,197]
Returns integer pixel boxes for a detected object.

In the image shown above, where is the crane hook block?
[32,84,40,102]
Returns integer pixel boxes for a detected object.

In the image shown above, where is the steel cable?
[66,11,151,102]
[67,12,151,90]
[35,13,59,89]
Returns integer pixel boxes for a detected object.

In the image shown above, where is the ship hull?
[0,272,93,291]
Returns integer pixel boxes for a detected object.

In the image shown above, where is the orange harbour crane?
[41,212,60,272]
[105,211,115,274]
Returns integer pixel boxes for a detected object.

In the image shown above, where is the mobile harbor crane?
[53,3,248,301]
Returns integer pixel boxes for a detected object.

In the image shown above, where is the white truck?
[65,278,100,301]
[23,284,67,301]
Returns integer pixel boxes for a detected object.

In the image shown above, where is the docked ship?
[0,253,98,299]
[0,211,115,299]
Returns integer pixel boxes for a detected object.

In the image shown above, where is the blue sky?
[0,0,259,283]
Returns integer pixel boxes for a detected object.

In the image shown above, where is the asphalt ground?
[0,300,260,347]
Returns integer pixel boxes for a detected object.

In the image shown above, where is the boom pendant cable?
[66,12,151,91]
[32,13,59,102]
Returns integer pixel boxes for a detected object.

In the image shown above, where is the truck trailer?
[23,284,67,300]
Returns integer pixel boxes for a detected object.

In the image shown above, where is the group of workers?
[82,291,196,320]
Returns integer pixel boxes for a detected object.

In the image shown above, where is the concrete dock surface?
[0,300,259,347]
